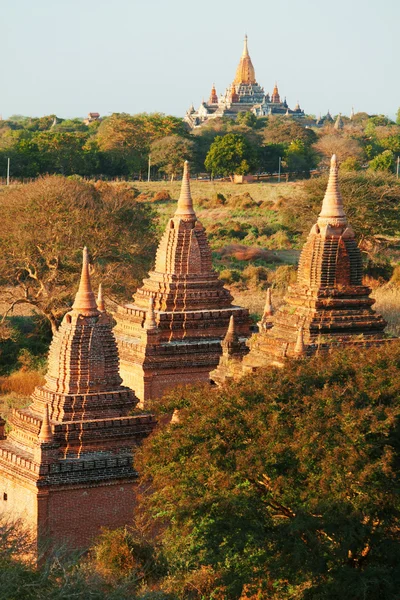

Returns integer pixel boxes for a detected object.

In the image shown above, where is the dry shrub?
[217,244,280,263]
[0,370,45,396]
[227,192,258,209]
[153,190,171,202]
[264,230,292,250]
[219,269,241,284]
[136,192,152,202]
[163,566,226,600]
[268,264,297,289]
[242,265,269,288]
[389,265,400,285]
[373,285,400,337]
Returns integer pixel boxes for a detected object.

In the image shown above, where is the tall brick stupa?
[242,154,387,370]
[213,155,389,379]
[0,248,156,551]
[114,161,250,404]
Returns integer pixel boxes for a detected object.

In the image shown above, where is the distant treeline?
[0,110,399,180]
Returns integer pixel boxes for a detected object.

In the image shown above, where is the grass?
[373,285,400,337]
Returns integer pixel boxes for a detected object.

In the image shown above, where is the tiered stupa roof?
[242,155,388,369]
[114,162,250,403]
[0,248,155,548]
[2,247,154,461]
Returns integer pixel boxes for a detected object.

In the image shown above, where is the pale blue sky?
[2,0,399,120]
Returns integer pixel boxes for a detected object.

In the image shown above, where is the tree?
[138,344,400,599]
[0,176,158,332]
[369,150,395,172]
[284,139,318,175]
[96,113,187,178]
[313,134,364,166]
[204,133,257,180]
[262,116,317,146]
[150,136,194,181]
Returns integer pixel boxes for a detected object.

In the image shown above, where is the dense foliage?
[0,176,158,331]
[1,110,399,181]
[137,343,400,599]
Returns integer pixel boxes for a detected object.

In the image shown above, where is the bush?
[364,255,394,284]
[153,190,171,202]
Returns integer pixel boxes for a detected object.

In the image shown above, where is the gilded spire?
[97,283,105,312]
[174,161,196,220]
[242,34,249,57]
[144,296,157,330]
[38,404,53,443]
[234,35,256,85]
[72,247,99,316]
[318,155,347,228]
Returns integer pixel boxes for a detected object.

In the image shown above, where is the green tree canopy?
[150,136,194,180]
[138,344,400,599]
[204,133,258,180]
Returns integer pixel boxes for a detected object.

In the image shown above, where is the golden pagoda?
[185,36,304,128]
[234,35,256,85]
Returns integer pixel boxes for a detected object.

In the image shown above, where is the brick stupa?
[0,248,156,551]
[213,155,389,378]
[114,161,250,404]
[242,154,387,370]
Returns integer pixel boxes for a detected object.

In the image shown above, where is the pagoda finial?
[72,247,99,316]
[294,326,305,356]
[263,288,273,318]
[97,283,105,312]
[318,155,347,227]
[174,161,196,220]
[38,404,53,443]
[227,314,235,336]
[144,296,157,330]
[243,34,249,56]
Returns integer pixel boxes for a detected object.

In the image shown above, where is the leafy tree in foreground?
[205,133,257,180]
[0,176,158,332]
[138,344,400,599]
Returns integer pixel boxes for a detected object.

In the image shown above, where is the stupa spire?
[38,404,53,443]
[263,288,273,317]
[318,155,347,228]
[72,247,99,316]
[174,161,196,220]
[97,283,105,312]
[242,34,249,57]
[234,35,256,85]
[294,326,305,356]
[144,296,157,330]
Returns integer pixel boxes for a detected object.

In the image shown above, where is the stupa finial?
[175,161,196,220]
[243,34,249,56]
[263,288,273,318]
[318,155,347,228]
[294,326,305,356]
[97,283,105,312]
[38,404,53,443]
[144,296,157,330]
[227,314,236,337]
[72,247,99,316]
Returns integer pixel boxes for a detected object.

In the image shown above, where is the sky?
[1,0,399,121]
